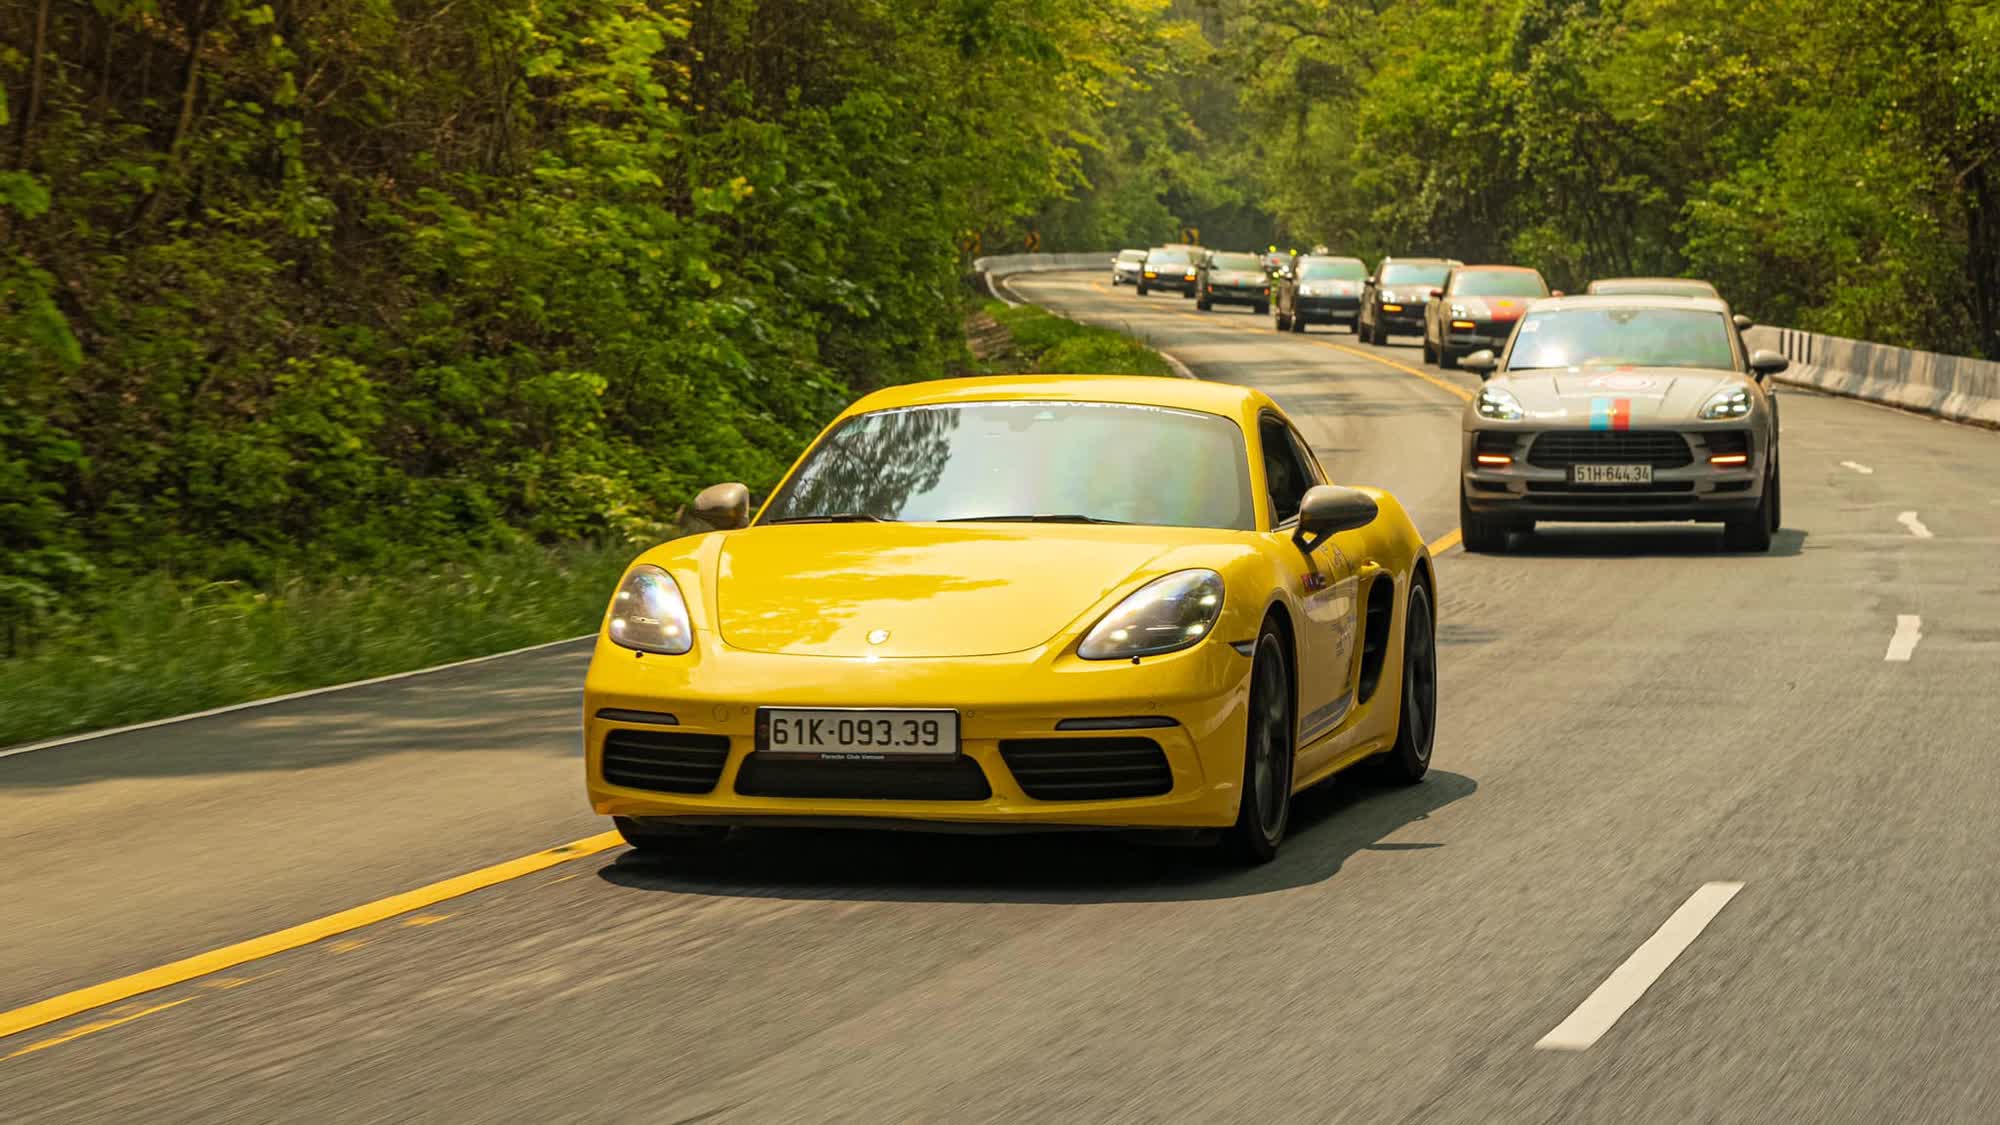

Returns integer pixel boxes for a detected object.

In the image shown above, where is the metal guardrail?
[982,254,2000,428]
[971,252,1122,307]
[972,252,1118,277]
[1747,325,2000,428]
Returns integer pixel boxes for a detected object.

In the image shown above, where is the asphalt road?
[5,270,2000,1122]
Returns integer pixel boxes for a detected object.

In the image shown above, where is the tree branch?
[13,0,53,167]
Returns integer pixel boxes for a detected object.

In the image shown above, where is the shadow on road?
[596,769,1476,905]
[1501,525,1808,558]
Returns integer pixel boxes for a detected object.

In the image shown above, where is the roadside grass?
[0,540,635,749]
[971,299,1174,377]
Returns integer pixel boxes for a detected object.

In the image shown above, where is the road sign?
[1024,231,1042,252]
[1182,226,1200,245]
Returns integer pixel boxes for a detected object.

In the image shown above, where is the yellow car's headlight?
[1078,570,1225,660]
[608,564,693,655]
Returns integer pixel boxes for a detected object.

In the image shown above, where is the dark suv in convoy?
[1195,251,1272,314]
[1274,255,1367,333]
[1137,246,1200,297]
[1424,265,1552,368]
[1357,256,1460,344]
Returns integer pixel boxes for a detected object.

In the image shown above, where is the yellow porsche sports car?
[583,375,1439,862]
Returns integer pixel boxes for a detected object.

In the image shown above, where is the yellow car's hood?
[714,524,1178,658]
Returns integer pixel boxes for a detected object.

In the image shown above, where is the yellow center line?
[0,830,622,1045]
[1426,528,1463,555]
[5,999,193,1061]
[1309,339,1474,403]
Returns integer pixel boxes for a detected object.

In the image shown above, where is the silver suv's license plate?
[1570,464,1653,485]
[757,708,960,761]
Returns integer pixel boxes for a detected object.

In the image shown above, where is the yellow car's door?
[1257,415,1361,750]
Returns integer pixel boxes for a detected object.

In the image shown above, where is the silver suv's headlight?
[608,564,693,655]
[1475,385,1524,421]
[1700,385,1753,419]
[1078,570,1225,660]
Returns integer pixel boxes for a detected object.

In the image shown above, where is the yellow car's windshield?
[761,401,1256,530]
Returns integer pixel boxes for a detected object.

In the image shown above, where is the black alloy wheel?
[1723,452,1779,552]
[1458,483,1511,554]
[1368,584,1437,784]
[1227,624,1294,864]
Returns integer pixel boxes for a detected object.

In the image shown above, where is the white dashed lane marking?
[1840,461,1875,475]
[1897,511,1934,539]
[1536,882,1746,1052]
[1885,615,1924,662]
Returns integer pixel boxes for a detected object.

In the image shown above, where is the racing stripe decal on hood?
[1588,397,1633,431]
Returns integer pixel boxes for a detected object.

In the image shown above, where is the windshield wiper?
[939,513,1128,525]
[763,513,887,524]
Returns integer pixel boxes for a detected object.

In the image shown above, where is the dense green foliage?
[974,300,1177,377]
[1226,0,2000,357]
[0,0,1255,650]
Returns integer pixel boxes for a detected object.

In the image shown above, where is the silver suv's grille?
[1527,430,1692,469]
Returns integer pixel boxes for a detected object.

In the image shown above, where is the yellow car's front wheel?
[1368,584,1437,785]
[1229,622,1294,863]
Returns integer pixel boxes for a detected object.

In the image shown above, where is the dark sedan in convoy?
[1357,257,1460,344]
[1424,265,1552,369]
[1456,294,1790,554]
[1274,255,1367,333]
[1195,251,1272,314]
[1111,248,1147,286]
[1137,246,1200,297]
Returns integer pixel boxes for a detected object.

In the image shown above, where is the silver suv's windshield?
[1209,253,1263,271]
[1299,258,1366,280]
[760,401,1255,530]
[1146,249,1190,266]
[1507,308,1737,371]
[1118,249,1147,262]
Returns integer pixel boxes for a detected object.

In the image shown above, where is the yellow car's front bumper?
[582,634,1255,830]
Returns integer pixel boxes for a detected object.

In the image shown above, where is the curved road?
[5,271,1999,1122]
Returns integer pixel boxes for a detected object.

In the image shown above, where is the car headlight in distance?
[1700,385,1753,419]
[1079,570,1225,661]
[1475,385,1524,421]
[608,564,693,655]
